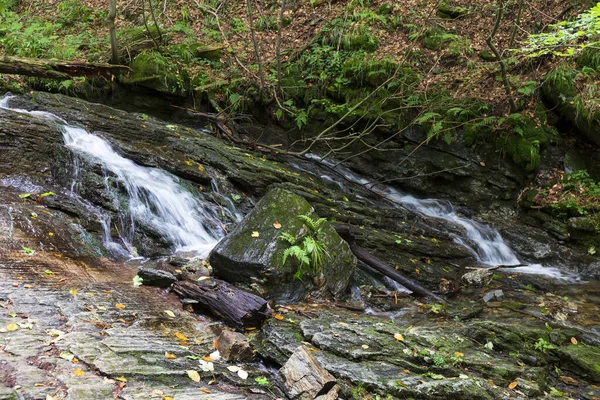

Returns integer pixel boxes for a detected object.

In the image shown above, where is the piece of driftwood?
[0,56,131,79]
[173,278,271,331]
[278,346,337,400]
[336,226,447,304]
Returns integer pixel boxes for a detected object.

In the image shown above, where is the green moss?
[128,51,189,94]
[576,47,600,71]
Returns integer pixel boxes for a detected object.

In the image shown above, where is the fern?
[280,214,330,280]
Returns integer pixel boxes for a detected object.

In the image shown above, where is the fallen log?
[173,278,271,331]
[336,226,447,304]
[0,56,131,79]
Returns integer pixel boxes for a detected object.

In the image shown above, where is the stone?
[209,188,357,303]
[137,266,177,288]
[461,268,493,286]
[483,289,504,303]
[216,331,254,361]
[278,346,336,400]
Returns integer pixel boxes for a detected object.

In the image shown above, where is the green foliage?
[520,2,600,57]
[279,215,329,280]
[422,27,472,56]
[533,338,557,353]
[129,51,189,94]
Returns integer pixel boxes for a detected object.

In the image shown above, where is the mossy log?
[173,278,271,331]
[0,56,131,79]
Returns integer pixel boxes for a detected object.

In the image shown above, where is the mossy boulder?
[209,188,357,303]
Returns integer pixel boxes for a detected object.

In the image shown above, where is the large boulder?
[209,188,356,303]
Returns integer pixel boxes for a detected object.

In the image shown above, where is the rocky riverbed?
[0,92,599,399]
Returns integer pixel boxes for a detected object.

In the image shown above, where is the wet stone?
[137,265,178,287]
[216,330,254,361]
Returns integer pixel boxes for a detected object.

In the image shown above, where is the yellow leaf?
[197,165,204,172]
[273,222,282,229]
[175,332,189,341]
[508,381,518,389]
[164,310,176,318]
[394,333,404,342]
[273,313,284,321]
[203,355,213,362]
[251,231,260,238]
[571,337,578,345]
[48,232,54,237]
[73,368,85,377]
[361,344,369,349]
[7,323,18,332]
[163,397,174,400]
[69,289,78,295]
[115,376,127,382]
[187,370,201,383]
[165,352,177,360]
[454,352,464,357]
[199,388,211,394]
[115,303,126,309]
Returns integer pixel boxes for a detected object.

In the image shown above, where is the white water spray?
[1,95,223,256]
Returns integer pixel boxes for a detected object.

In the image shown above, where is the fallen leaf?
[394,333,404,342]
[59,352,75,362]
[251,231,260,238]
[570,337,578,345]
[273,313,284,320]
[165,352,177,360]
[209,350,221,360]
[164,310,176,318]
[559,376,579,386]
[73,368,85,376]
[48,232,54,237]
[151,389,164,395]
[115,376,127,382]
[237,369,249,379]
[163,397,174,400]
[227,366,242,372]
[199,388,211,394]
[187,370,201,383]
[69,289,78,295]
[273,222,282,229]
[480,161,486,167]
[115,303,126,309]
[23,284,32,289]
[7,324,18,332]
[175,332,189,341]
[508,381,517,389]
[454,352,464,357]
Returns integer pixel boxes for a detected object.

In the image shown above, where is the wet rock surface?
[209,188,356,303]
[0,91,599,399]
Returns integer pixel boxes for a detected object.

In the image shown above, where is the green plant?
[533,338,556,353]
[279,215,329,280]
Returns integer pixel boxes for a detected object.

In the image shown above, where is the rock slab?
[209,188,357,303]
[278,346,337,400]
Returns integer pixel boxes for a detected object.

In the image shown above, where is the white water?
[304,154,580,281]
[0,95,222,257]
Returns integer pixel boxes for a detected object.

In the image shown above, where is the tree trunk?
[0,56,130,79]
[108,0,119,64]
[173,278,271,331]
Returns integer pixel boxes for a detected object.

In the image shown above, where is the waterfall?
[304,154,579,280]
[0,95,223,257]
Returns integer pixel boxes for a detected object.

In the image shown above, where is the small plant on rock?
[279,215,329,280]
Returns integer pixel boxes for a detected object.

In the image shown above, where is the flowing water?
[304,154,580,281]
[0,95,224,257]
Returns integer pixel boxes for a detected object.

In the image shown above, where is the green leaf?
[132,275,143,288]
[19,193,31,199]
[40,191,55,197]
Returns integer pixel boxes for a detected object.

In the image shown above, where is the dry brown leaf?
[272,222,282,229]
[570,337,578,345]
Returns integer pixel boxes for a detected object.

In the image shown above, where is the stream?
[0,92,598,400]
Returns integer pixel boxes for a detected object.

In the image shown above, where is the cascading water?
[304,154,579,281]
[0,95,224,257]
